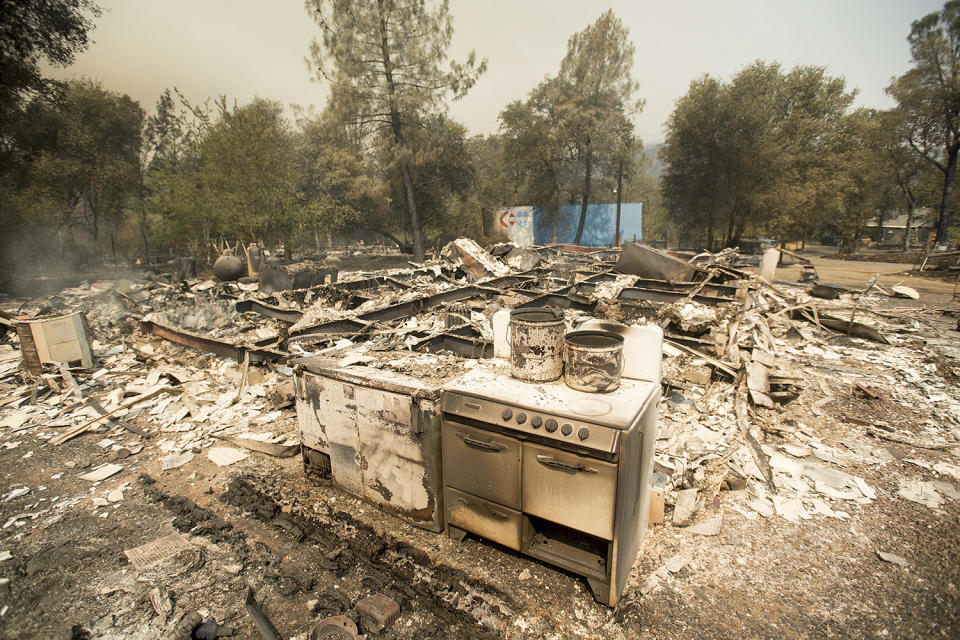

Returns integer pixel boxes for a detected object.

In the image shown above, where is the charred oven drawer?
[521,442,617,540]
[445,487,523,551]
[442,420,521,509]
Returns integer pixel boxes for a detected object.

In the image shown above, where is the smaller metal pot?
[563,330,625,393]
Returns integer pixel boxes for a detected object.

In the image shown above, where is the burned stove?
[441,367,659,606]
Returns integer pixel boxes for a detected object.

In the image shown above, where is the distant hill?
[643,142,664,178]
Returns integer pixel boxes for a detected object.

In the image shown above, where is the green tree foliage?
[887,0,960,243]
[145,95,299,253]
[294,107,385,250]
[879,108,938,250]
[498,11,642,245]
[832,110,885,252]
[0,80,142,279]
[305,0,486,260]
[553,10,642,244]
[396,114,476,244]
[0,0,101,139]
[202,98,298,243]
[661,62,855,248]
[499,81,572,242]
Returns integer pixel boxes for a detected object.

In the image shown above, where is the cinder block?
[355,593,400,631]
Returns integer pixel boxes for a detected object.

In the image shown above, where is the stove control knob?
[531,416,542,428]
[545,419,558,433]
[578,427,590,441]
[516,412,527,424]
[501,409,512,421]
[561,423,573,436]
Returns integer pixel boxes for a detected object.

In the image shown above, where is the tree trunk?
[904,189,917,252]
[365,225,406,252]
[552,180,560,244]
[614,160,623,247]
[139,204,150,264]
[401,163,424,260]
[936,145,958,243]
[706,212,714,253]
[314,228,321,253]
[574,137,592,245]
[724,207,737,247]
[377,0,424,262]
[138,166,150,263]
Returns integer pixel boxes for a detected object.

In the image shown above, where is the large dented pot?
[213,250,244,281]
[508,308,564,382]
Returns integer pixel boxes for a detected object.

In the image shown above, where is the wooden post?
[614,160,623,247]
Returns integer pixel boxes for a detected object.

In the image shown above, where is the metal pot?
[508,308,564,382]
[563,330,624,393]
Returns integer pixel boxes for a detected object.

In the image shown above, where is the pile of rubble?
[0,238,958,638]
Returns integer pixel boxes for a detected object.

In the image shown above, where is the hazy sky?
[45,0,943,144]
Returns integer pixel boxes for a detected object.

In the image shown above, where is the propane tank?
[213,249,244,281]
[246,243,261,277]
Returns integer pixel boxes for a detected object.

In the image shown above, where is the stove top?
[443,365,658,430]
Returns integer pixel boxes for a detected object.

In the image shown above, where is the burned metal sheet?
[618,287,737,306]
[235,299,303,324]
[413,333,493,359]
[139,319,286,362]
[616,242,704,281]
[289,285,499,342]
[258,265,339,294]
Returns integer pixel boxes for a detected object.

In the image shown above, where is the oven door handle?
[460,435,505,452]
[536,455,598,474]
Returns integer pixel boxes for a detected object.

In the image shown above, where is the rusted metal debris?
[245,586,281,640]
[139,319,286,362]
[616,242,705,281]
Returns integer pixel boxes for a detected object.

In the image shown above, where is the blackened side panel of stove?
[612,388,660,603]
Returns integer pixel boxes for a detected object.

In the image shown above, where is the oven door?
[442,419,521,509]
[521,442,618,540]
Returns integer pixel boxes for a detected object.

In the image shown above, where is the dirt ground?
[777,256,958,300]
[0,257,959,639]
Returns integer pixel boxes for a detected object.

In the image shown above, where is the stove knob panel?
[578,427,590,441]
[545,419,558,433]
[501,409,512,421]
[531,416,542,428]
[561,423,573,436]
[516,412,527,424]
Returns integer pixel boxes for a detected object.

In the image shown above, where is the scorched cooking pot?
[563,330,625,392]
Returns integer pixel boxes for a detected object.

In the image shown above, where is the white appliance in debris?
[15,312,93,374]
[441,365,659,606]
[294,356,448,532]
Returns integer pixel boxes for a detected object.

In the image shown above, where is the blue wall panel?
[530,203,642,247]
